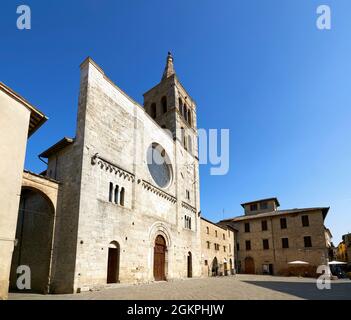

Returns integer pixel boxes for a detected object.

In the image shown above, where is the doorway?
[244,257,255,274]
[107,242,120,284]
[187,252,192,278]
[153,235,166,281]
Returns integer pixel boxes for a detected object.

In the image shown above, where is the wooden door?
[107,247,118,283]
[153,235,166,281]
[245,257,255,274]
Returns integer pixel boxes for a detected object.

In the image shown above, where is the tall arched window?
[187,109,192,126]
[109,182,113,202]
[188,136,192,154]
[120,187,125,206]
[178,98,182,111]
[114,185,119,204]
[151,103,157,119]
[161,96,167,114]
[184,106,188,121]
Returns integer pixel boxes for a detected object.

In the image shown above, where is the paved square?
[8,275,351,300]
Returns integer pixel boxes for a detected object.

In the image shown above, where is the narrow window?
[236,243,240,251]
[280,217,287,229]
[188,136,192,154]
[261,220,268,231]
[302,215,309,227]
[161,96,167,113]
[114,185,119,204]
[207,241,210,249]
[189,217,192,230]
[223,233,225,240]
[245,240,251,251]
[244,223,250,233]
[215,230,218,237]
[206,226,209,234]
[229,244,231,253]
[204,260,208,266]
[120,187,125,206]
[304,236,312,248]
[187,109,192,126]
[263,239,269,250]
[282,238,289,248]
[178,98,182,111]
[184,106,188,121]
[151,103,157,119]
[223,246,226,252]
[109,182,113,202]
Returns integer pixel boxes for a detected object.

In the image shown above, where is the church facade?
[32,53,201,293]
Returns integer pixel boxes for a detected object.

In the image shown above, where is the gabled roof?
[220,207,330,223]
[0,82,47,137]
[39,137,74,158]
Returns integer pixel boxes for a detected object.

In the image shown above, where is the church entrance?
[187,252,192,278]
[153,235,166,281]
[107,241,120,283]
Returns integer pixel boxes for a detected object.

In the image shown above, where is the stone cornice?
[91,153,135,182]
[181,201,197,214]
[138,179,177,204]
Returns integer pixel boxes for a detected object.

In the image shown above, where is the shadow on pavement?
[243,281,351,300]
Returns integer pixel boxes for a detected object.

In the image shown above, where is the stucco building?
[0,82,47,299]
[219,198,330,275]
[200,218,235,277]
[9,53,204,294]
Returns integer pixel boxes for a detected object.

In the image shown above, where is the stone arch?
[9,171,59,293]
[211,257,219,276]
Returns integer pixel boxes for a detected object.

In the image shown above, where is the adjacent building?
[219,198,330,275]
[0,82,46,299]
[200,217,235,277]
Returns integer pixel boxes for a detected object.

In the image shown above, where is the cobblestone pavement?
[8,275,351,300]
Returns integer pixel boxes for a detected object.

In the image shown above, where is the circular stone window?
[147,143,172,189]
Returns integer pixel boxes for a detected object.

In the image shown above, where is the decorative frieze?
[91,153,135,182]
[181,201,197,214]
[138,179,177,204]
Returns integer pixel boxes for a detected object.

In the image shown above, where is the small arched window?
[114,185,119,204]
[161,96,167,114]
[206,227,209,234]
[109,182,113,202]
[120,187,125,206]
[151,103,157,119]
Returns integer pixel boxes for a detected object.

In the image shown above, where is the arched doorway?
[223,261,228,276]
[244,257,255,274]
[187,252,192,278]
[153,235,166,281]
[10,187,55,293]
[229,259,233,275]
[211,257,219,276]
[107,241,120,284]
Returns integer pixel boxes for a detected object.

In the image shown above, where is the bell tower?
[143,52,198,157]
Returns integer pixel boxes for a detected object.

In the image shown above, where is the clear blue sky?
[1,0,350,243]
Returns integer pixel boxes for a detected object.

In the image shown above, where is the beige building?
[342,233,351,264]
[0,82,46,299]
[201,218,235,277]
[9,53,203,294]
[220,198,330,275]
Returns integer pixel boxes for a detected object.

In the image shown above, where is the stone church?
[10,53,202,294]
